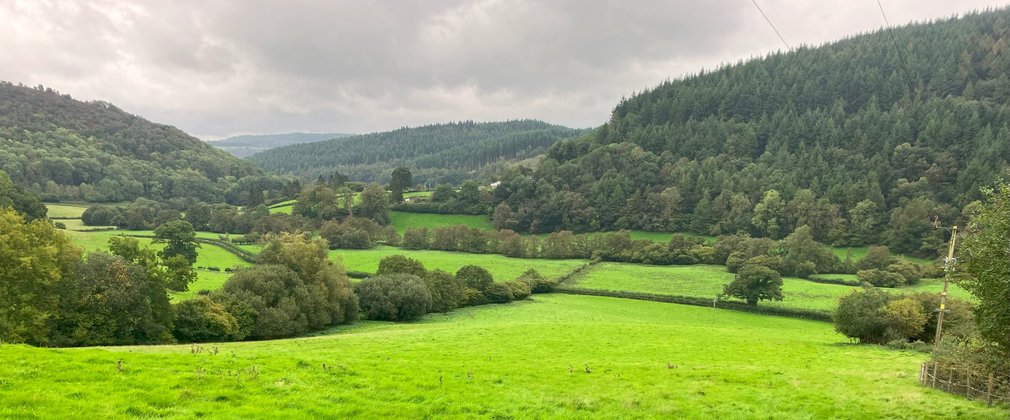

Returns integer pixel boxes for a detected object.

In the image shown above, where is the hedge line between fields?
[124,234,260,264]
[553,287,833,322]
[806,276,861,286]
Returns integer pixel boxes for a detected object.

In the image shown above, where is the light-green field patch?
[331,245,587,280]
[0,294,999,418]
[567,263,971,313]
[45,203,88,218]
[388,211,493,233]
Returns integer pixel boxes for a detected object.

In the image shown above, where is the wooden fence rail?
[919,361,1010,407]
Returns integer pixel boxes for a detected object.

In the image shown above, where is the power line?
[750,0,792,51]
[876,0,916,94]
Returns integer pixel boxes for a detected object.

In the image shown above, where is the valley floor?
[1,294,1001,418]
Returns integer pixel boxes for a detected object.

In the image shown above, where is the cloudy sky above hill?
[1,0,1007,139]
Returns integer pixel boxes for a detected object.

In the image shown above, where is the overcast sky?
[2,0,1007,139]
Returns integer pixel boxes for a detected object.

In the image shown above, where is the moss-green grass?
[567,263,972,313]
[388,211,493,233]
[45,203,89,218]
[331,245,586,281]
[0,294,1000,418]
[268,205,293,214]
[831,245,934,264]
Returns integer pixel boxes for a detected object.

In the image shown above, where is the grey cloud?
[0,0,1006,138]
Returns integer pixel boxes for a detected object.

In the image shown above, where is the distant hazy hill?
[249,120,583,185]
[210,132,351,157]
[0,82,284,204]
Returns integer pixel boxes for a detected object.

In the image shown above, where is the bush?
[885,261,922,284]
[402,227,430,250]
[723,264,782,306]
[517,269,557,293]
[484,282,514,304]
[172,296,242,342]
[377,255,427,277]
[833,286,892,344]
[880,297,929,341]
[505,281,532,300]
[791,261,815,279]
[457,265,494,300]
[856,245,896,271]
[220,265,314,339]
[356,274,432,321]
[424,269,465,312]
[856,269,906,287]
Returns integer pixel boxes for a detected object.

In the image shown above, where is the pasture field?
[268,205,293,214]
[62,229,251,302]
[45,203,88,218]
[331,245,587,280]
[831,246,933,265]
[0,294,999,418]
[566,263,972,313]
[388,210,493,233]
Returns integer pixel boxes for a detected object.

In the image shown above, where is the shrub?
[856,245,896,271]
[172,296,241,342]
[402,227,430,250]
[424,269,465,312]
[356,274,433,321]
[505,281,532,300]
[457,265,493,295]
[794,261,817,279]
[885,261,922,284]
[377,255,427,277]
[484,282,514,304]
[723,264,782,306]
[833,286,892,344]
[880,297,929,341]
[517,269,557,293]
[856,269,906,287]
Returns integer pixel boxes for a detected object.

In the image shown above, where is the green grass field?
[388,211,493,233]
[0,294,999,418]
[45,203,88,218]
[566,263,972,313]
[331,245,587,280]
[831,245,934,265]
[62,229,252,302]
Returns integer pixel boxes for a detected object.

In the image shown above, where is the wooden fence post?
[931,363,938,388]
[966,369,971,399]
[987,373,994,406]
[947,368,954,392]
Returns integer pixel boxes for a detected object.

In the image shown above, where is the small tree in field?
[723,264,782,305]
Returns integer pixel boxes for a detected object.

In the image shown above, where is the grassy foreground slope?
[0,294,998,418]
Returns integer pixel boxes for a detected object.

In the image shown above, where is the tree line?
[0,83,295,205]
[490,9,1010,258]
[249,120,583,186]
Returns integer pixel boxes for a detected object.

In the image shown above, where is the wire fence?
[919,361,1010,407]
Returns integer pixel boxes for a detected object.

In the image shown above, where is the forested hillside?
[210,132,351,157]
[249,120,583,185]
[492,9,1010,257]
[0,82,288,204]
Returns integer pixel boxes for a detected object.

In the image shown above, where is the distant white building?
[490,181,501,189]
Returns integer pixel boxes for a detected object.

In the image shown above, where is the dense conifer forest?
[249,120,583,185]
[210,132,352,158]
[491,10,1010,257]
[0,82,290,205]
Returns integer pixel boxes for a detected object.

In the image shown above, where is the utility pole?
[933,225,958,350]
